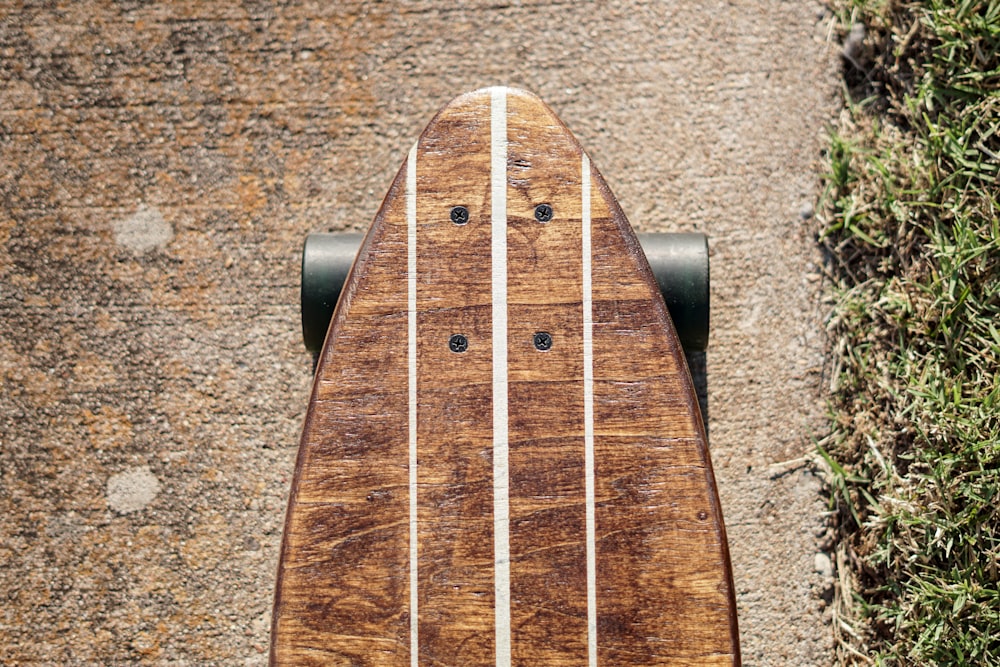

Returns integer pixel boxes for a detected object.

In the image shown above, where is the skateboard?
[271,87,740,666]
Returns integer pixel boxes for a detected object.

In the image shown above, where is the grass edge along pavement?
[817,1,1000,665]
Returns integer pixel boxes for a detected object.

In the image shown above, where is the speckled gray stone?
[106,466,161,514]
[113,207,173,254]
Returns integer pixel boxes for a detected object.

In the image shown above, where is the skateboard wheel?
[301,231,708,354]
[301,232,364,357]
[638,232,710,352]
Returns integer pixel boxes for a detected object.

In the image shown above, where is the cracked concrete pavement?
[1,1,839,663]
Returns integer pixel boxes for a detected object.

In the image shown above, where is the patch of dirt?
[0,1,839,663]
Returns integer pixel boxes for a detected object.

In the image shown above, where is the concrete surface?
[0,1,839,664]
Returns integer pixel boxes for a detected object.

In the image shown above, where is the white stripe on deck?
[582,153,597,667]
[490,85,511,667]
[407,142,419,667]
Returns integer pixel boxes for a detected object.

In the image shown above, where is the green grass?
[819,1,1000,665]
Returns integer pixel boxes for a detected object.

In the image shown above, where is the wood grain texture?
[271,88,739,666]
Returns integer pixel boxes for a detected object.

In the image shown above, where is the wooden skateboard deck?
[271,87,740,666]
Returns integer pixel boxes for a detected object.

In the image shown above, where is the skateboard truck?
[301,231,709,358]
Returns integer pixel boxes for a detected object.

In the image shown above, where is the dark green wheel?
[301,232,363,358]
[637,232,710,352]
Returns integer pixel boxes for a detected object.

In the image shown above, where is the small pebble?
[843,23,866,61]
[814,552,834,579]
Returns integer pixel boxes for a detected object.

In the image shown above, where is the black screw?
[533,331,553,351]
[534,204,553,222]
[450,206,470,225]
[449,334,469,352]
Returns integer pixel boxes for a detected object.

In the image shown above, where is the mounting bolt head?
[533,331,553,351]
[449,334,469,352]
